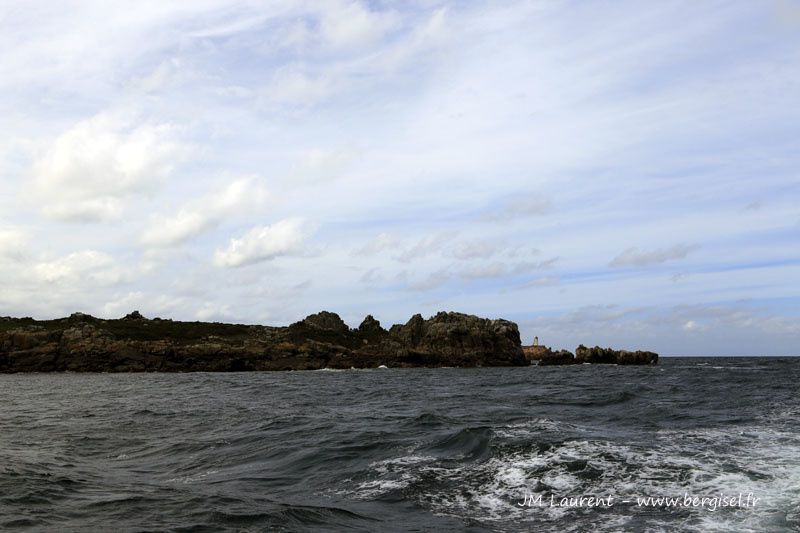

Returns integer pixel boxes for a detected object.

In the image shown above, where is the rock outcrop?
[0,311,526,373]
[522,342,658,366]
[301,311,350,333]
[537,349,579,366]
[383,312,525,367]
[575,345,658,365]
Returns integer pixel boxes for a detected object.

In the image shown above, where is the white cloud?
[394,231,458,262]
[213,218,308,267]
[0,228,27,261]
[400,257,559,292]
[102,291,189,319]
[485,193,552,221]
[32,250,124,285]
[610,244,699,268]
[318,1,399,50]
[142,210,209,248]
[359,267,383,284]
[516,276,560,289]
[406,269,450,291]
[103,291,145,317]
[289,147,357,183]
[141,176,270,247]
[354,232,401,256]
[31,112,181,222]
[682,320,708,332]
[195,302,232,321]
[261,67,338,108]
[449,239,534,260]
[450,240,501,260]
[460,258,558,280]
[131,58,183,93]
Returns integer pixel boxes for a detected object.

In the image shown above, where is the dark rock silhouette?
[357,314,384,333]
[537,350,578,366]
[122,310,145,321]
[0,311,526,372]
[575,344,658,365]
[301,311,350,332]
[523,341,658,366]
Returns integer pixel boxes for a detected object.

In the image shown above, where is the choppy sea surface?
[1,357,798,532]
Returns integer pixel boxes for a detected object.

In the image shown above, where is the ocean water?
[1,357,798,532]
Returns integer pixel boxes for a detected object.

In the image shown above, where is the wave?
[539,390,637,407]
[347,413,800,532]
[2,358,798,532]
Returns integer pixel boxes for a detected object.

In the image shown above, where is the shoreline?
[1,310,656,373]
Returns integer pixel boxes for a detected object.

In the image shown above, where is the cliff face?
[0,311,526,373]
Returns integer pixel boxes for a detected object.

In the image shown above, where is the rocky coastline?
[523,343,659,366]
[0,311,657,372]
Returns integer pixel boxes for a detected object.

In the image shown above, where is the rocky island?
[0,311,657,372]
[523,342,659,365]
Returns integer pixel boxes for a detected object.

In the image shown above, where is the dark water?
[1,358,798,532]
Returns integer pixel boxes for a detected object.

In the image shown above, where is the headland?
[0,311,657,372]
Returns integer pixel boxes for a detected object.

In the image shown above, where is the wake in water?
[343,409,800,532]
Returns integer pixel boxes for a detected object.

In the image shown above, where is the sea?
[1,357,798,532]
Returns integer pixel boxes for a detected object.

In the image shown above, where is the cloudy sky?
[1,1,798,355]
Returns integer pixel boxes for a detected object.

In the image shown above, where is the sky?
[0,0,798,356]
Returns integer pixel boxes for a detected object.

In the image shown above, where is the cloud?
[130,58,183,93]
[0,228,27,261]
[394,231,458,262]
[401,257,558,292]
[359,267,383,284]
[524,305,652,338]
[213,218,308,267]
[261,67,339,109]
[450,240,502,260]
[670,304,800,337]
[682,320,708,332]
[102,291,145,317]
[292,279,312,291]
[516,276,560,289]
[318,1,399,50]
[102,291,189,319]
[449,240,540,261]
[484,193,552,221]
[290,147,357,183]
[31,112,181,222]
[141,176,269,247]
[354,232,401,256]
[609,244,699,268]
[32,250,125,285]
[195,302,232,322]
[406,269,451,291]
[460,258,558,280]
